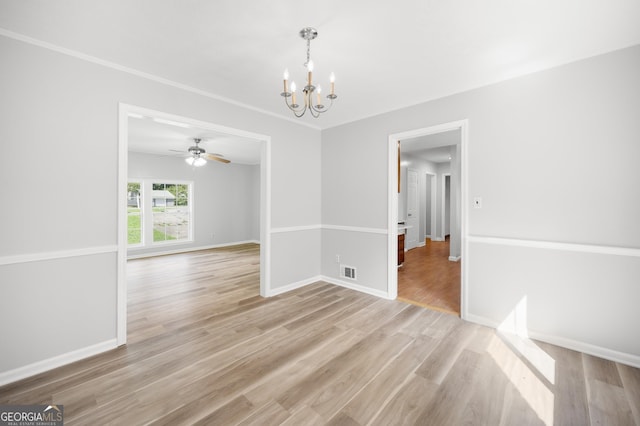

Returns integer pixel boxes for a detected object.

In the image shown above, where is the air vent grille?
[341,265,357,280]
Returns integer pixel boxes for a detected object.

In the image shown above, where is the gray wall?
[0,34,321,377]
[128,151,260,257]
[321,45,640,362]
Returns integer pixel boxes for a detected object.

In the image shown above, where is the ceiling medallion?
[281,27,337,118]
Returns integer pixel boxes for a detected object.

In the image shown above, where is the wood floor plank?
[414,349,483,425]
[334,335,437,425]
[371,374,438,425]
[583,353,624,387]
[585,378,636,426]
[279,405,326,426]
[275,331,413,419]
[584,354,636,426]
[1,244,639,425]
[414,320,478,384]
[618,363,640,426]
[243,328,366,409]
[537,340,590,426]
[192,394,255,426]
[457,351,511,425]
[236,400,291,426]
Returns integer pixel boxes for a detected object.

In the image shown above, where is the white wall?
[321,45,640,365]
[0,34,321,380]
[128,151,259,257]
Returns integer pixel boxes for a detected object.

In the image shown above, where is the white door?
[406,169,419,250]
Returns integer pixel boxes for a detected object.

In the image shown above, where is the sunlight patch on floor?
[488,334,555,425]
[489,295,556,425]
[498,295,556,384]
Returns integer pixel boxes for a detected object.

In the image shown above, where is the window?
[127,181,142,246]
[126,180,193,247]
[151,182,191,243]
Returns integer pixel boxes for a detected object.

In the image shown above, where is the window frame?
[149,181,194,246]
[127,179,194,249]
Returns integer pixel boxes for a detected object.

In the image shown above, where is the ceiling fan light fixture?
[185,156,206,167]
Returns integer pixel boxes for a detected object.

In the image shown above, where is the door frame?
[117,103,271,345]
[387,119,468,318]
[425,171,436,240]
[441,173,451,241]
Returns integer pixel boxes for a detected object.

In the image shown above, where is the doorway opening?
[387,120,468,318]
[117,104,271,345]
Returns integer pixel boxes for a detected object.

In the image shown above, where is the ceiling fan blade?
[168,149,184,152]
[205,154,230,163]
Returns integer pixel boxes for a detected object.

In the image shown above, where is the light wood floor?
[1,243,639,425]
[398,237,461,315]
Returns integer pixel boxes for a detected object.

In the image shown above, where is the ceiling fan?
[171,138,230,167]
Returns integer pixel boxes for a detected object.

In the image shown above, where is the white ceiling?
[401,129,461,163]
[128,115,262,165]
[1,1,639,131]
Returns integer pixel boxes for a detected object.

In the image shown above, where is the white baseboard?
[321,275,393,300]
[432,237,445,242]
[265,275,322,297]
[417,242,426,248]
[0,339,118,387]
[465,313,640,369]
[265,274,392,301]
[448,255,461,262]
[127,240,260,260]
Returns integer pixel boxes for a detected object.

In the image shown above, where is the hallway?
[398,237,460,315]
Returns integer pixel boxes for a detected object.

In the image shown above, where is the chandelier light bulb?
[329,72,336,96]
[283,69,289,94]
[290,81,297,106]
[307,60,314,72]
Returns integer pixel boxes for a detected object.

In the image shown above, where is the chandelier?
[281,27,337,118]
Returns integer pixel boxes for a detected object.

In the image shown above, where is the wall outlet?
[335,254,340,263]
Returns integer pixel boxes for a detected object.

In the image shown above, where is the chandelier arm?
[283,95,308,117]
[309,95,336,114]
[292,107,308,118]
[284,95,308,117]
[308,102,320,118]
